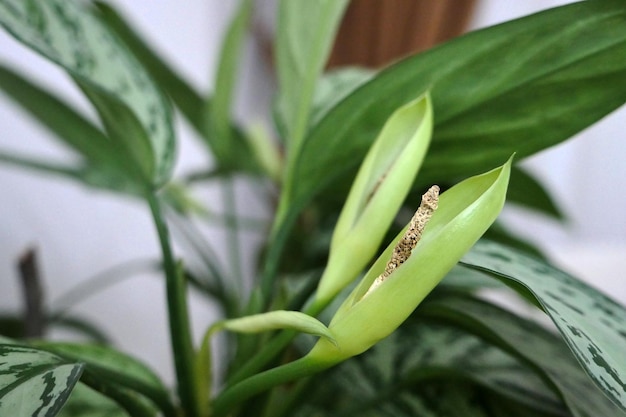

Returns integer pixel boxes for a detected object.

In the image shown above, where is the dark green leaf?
[439,264,505,291]
[0,65,107,164]
[0,315,23,339]
[58,383,129,417]
[460,240,626,412]
[0,344,83,417]
[508,165,564,220]
[309,67,374,129]
[0,65,151,190]
[300,320,566,417]
[421,293,626,417]
[483,223,547,260]
[0,0,175,186]
[0,312,110,343]
[291,0,626,215]
[49,317,111,344]
[209,0,251,163]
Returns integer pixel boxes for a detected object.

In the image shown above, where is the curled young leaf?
[213,310,335,345]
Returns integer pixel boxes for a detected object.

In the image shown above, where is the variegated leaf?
[0,344,83,417]
[460,240,626,412]
[0,0,175,186]
[35,342,173,417]
[299,321,565,416]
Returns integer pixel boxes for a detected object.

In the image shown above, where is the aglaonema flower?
[315,93,433,306]
[211,159,512,416]
[307,156,512,364]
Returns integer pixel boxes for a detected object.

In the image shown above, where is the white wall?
[0,1,624,383]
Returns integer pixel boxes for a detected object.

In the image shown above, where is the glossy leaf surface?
[290,0,626,215]
[299,321,564,416]
[460,241,626,412]
[421,293,626,417]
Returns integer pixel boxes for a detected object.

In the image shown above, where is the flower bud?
[315,93,433,304]
[307,158,512,365]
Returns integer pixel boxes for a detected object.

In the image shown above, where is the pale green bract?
[215,310,335,345]
[308,158,512,364]
[315,93,433,304]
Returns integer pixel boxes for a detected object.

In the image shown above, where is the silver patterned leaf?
[299,320,566,416]
[0,344,83,417]
[0,0,175,186]
[460,241,626,412]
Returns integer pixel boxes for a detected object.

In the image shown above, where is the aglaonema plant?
[0,1,625,417]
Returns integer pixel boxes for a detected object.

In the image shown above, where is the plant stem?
[221,177,243,300]
[255,197,299,311]
[148,194,200,417]
[212,356,326,417]
[227,299,325,385]
[17,248,44,338]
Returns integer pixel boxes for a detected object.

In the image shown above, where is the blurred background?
[0,0,624,383]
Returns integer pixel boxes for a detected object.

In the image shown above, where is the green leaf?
[0,65,150,191]
[420,293,626,417]
[276,0,349,167]
[483,223,547,260]
[92,1,204,137]
[75,79,154,184]
[209,0,251,164]
[34,342,175,417]
[58,383,129,417]
[460,240,626,412]
[309,67,374,129]
[0,65,110,166]
[321,320,565,416]
[439,264,505,291]
[508,165,564,219]
[0,312,110,343]
[0,151,83,179]
[0,0,175,186]
[302,342,561,417]
[0,344,83,417]
[291,0,626,215]
[215,310,335,344]
[94,1,258,175]
[49,316,111,344]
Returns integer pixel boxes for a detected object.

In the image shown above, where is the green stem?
[227,299,326,385]
[212,356,326,417]
[148,194,201,417]
[221,177,243,300]
[255,196,299,312]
